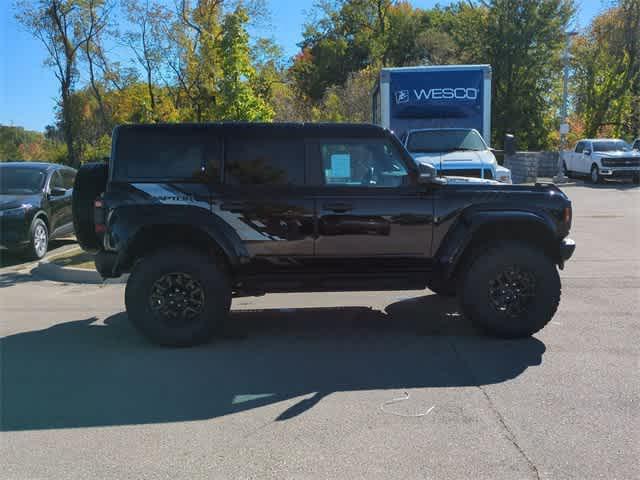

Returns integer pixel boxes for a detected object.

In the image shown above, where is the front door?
[313,138,434,273]
[47,170,73,237]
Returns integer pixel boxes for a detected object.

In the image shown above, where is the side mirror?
[584,149,591,155]
[50,187,66,196]
[417,162,437,183]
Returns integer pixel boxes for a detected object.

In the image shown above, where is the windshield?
[593,141,632,152]
[0,167,47,194]
[406,130,487,153]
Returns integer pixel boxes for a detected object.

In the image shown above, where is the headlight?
[495,166,512,184]
[0,204,32,217]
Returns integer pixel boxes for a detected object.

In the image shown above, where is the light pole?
[555,30,578,183]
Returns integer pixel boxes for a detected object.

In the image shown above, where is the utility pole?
[555,30,578,183]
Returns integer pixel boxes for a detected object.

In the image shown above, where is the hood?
[411,150,495,168]
[0,194,40,211]
[597,150,640,158]
[444,176,501,185]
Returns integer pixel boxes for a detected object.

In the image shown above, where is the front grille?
[601,157,640,167]
[440,168,494,179]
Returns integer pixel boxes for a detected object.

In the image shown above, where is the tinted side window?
[50,171,65,190]
[575,142,584,153]
[225,138,304,185]
[61,170,76,189]
[115,128,218,181]
[320,141,408,187]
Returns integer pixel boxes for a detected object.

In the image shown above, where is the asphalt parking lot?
[1,182,638,480]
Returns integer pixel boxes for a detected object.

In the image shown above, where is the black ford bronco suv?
[72,123,575,346]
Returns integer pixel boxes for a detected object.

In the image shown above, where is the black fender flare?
[107,204,249,274]
[436,209,561,279]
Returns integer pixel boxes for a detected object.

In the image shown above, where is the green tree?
[16,0,88,167]
[123,0,173,122]
[572,0,639,139]
[216,7,273,120]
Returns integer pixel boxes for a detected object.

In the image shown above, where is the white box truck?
[372,65,511,183]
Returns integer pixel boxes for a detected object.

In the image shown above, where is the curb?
[31,260,128,284]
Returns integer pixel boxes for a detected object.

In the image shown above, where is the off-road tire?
[458,242,560,338]
[426,277,457,297]
[72,162,108,253]
[125,248,231,347]
[25,217,49,260]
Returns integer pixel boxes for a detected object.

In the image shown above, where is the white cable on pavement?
[380,391,436,418]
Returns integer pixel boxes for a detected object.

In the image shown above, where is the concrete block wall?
[535,152,560,177]
[504,151,560,183]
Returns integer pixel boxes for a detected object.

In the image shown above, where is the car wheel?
[590,164,602,184]
[458,242,560,338]
[26,218,49,260]
[632,174,639,185]
[426,277,457,297]
[562,161,571,178]
[125,248,231,347]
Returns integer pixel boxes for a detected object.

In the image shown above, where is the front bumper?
[599,167,640,178]
[0,215,30,250]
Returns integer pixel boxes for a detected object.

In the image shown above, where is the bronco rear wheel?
[458,242,560,338]
[125,248,231,347]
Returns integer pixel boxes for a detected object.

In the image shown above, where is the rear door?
[214,129,315,273]
[58,168,76,234]
[312,137,435,273]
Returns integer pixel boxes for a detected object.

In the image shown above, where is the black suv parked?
[72,123,575,346]
[1,162,76,259]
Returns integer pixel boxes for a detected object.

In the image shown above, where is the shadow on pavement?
[0,239,76,269]
[1,294,545,431]
[564,178,639,190]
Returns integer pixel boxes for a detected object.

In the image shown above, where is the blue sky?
[1,0,606,132]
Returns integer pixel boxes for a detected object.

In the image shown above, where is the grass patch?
[51,249,95,270]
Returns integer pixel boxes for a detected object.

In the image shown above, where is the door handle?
[323,202,352,213]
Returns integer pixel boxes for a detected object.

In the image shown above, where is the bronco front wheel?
[458,242,561,338]
[125,248,231,347]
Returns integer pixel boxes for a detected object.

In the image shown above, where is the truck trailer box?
[372,64,492,144]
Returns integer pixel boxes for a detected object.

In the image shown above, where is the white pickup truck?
[563,138,640,184]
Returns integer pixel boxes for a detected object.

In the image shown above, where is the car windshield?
[592,141,632,152]
[406,130,487,153]
[0,167,47,194]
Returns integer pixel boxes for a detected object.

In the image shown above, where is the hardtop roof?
[115,122,389,138]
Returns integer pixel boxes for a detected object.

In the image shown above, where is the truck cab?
[403,128,512,183]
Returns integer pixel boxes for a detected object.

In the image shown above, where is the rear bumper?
[560,238,576,263]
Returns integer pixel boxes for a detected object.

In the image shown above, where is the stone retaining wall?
[504,151,560,183]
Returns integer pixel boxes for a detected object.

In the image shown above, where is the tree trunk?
[60,83,79,168]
